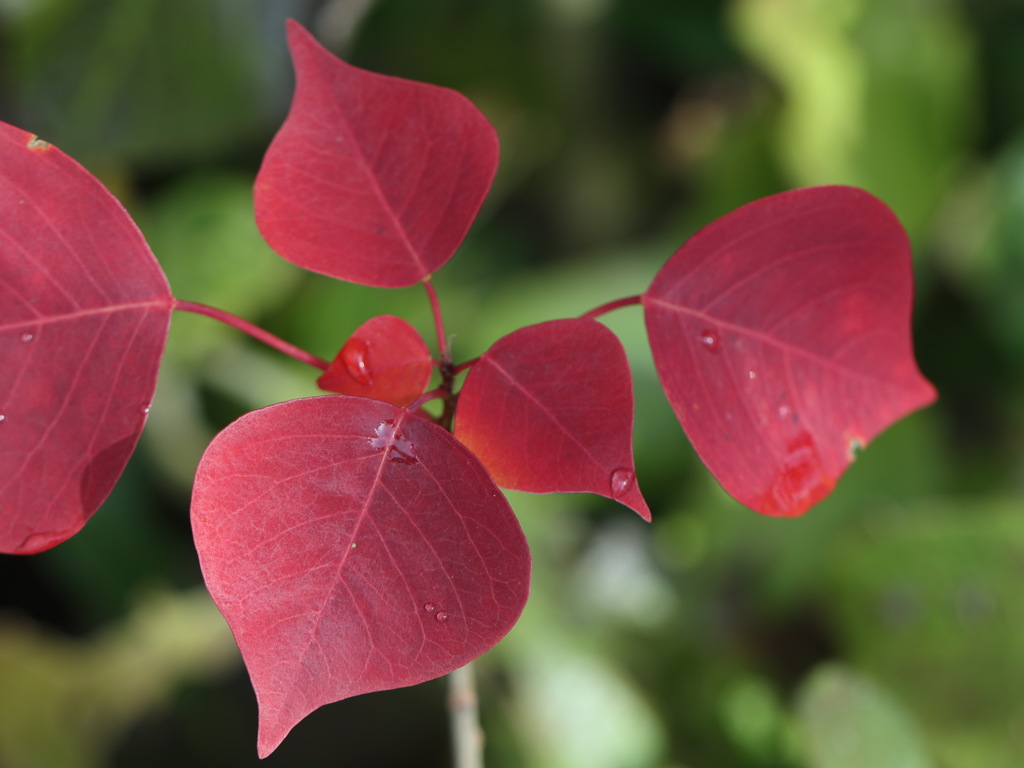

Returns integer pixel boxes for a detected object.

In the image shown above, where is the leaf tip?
[284,17,307,42]
[256,727,285,760]
[609,467,652,521]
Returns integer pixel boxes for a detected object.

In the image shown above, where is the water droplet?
[141,405,151,415]
[609,468,635,498]
[777,405,791,419]
[748,370,757,380]
[697,328,720,353]
[350,541,357,549]
[341,337,373,385]
[435,611,450,623]
[0,414,5,423]
[20,332,34,343]
[423,603,437,614]
[369,420,418,464]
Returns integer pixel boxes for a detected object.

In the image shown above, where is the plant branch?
[173,299,329,371]
[449,662,484,768]
[580,294,643,319]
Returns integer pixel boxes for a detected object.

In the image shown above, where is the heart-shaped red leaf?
[643,186,936,517]
[191,396,530,757]
[0,121,172,554]
[317,314,433,406]
[454,318,650,520]
[254,21,499,288]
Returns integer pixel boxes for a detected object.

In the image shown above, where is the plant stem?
[420,281,482,765]
[449,663,484,768]
[173,299,329,370]
[422,280,460,430]
[407,387,446,414]
[580,294,643,319]
[424,279,449,363]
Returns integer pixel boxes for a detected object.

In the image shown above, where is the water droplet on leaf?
[609,468,635,498]
[0,414,5,423]
[748,370,757,380]
[777,405,791,419]
[435,611,449,623]
[20,332,33,342]
[697,329,720,353]
[423,603,437,614]
[341,337,373,385]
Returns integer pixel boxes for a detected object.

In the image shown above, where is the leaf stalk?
[580,294,643,320]
[172,299,329,370]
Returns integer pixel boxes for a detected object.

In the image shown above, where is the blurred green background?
[1,0,1021,766]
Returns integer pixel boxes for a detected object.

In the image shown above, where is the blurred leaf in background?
[793,664,936,768]
[0,590,235,768]
[730,0,976,238]
[1,0,293,170]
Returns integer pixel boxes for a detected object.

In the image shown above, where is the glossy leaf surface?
[454,318,650,520]
[643,186,936,517]
[0,121,172,554]
[191,396,531,757]
[317,314,433,406]
[254,21,499,288]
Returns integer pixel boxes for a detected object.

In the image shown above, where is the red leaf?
[643,186,936,517]
[0,121,172,554]
[191,396,530,757]
[317,314,433,406]
[454,318,650,520]
[254,20,499,288]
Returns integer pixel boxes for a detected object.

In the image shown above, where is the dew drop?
[141,405,151,415]
[609,467,635,498]
[423,603,437,614]
[0,414,5,423]
[341,337,373,385]
[748,370,757,380]
[697,328,720,353]
[777,405,791,419]
[435,611,450,623]
[20,332,34,343]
